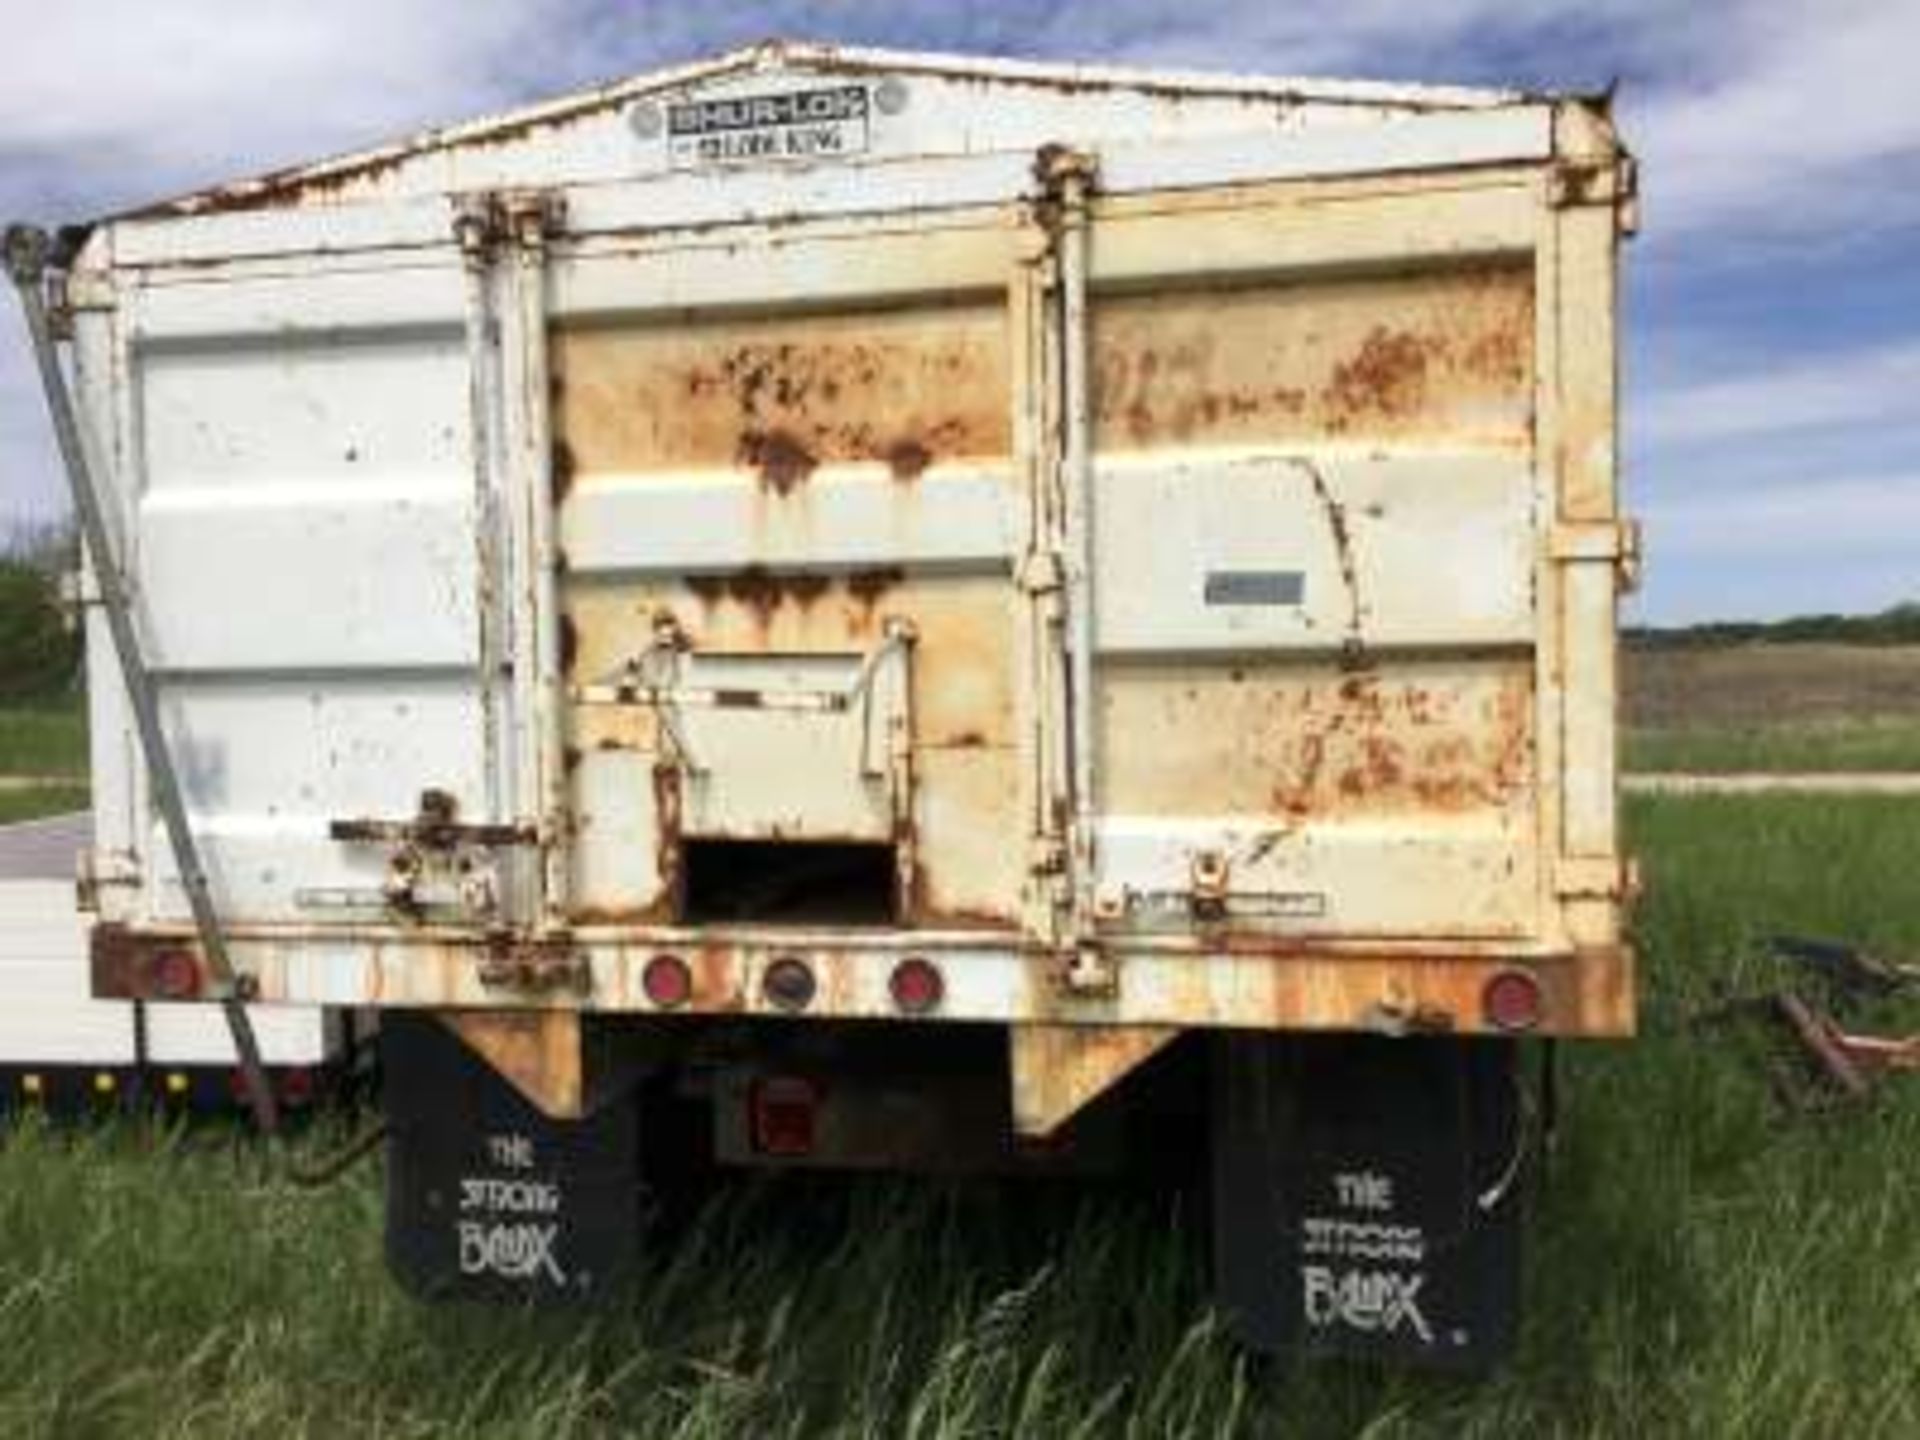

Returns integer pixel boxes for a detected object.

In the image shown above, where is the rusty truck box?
[60,42,1636,1141]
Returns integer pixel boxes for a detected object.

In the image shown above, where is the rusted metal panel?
[1091,263,1533,451]
[1010,1023,1180,1136]
[1099,661,1533,822]
[551,302,1011,482]
[439,1010,651,1119]
[553,283,1025,930]
[1094,659,1537,938]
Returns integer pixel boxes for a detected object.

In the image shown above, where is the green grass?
[0,784,89,825]
[0,697,87,779]
[1,795,1919,1434]
[1627,715,1920,774]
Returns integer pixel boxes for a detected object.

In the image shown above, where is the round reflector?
[762,956,816,1012]
[888,957,945,1014]
[642,954,693,1009]
[1483,968,1545,1032]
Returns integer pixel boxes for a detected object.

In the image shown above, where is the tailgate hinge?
[1548,154,1640,236]
[1555,855,1640,901]
[1550,518,1642,593]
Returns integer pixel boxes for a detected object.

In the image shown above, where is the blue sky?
[1,0,1914,624]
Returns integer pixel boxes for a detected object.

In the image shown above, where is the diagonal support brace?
[4,223,280,1137]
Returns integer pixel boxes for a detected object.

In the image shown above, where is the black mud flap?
[381,1012,641,1304]
[1211,1034,1523,1369]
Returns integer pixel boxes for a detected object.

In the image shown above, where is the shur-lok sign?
[665,84,873,168]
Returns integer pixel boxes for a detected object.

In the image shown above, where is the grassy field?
[0,785,90,826]
[1625,643,1920,772]
[0,697,87,823]
[0,696,87,779]
[0,792,1917,1435]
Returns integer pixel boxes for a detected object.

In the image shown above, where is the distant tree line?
[0,519,80,701]
[1628,602,1920,651]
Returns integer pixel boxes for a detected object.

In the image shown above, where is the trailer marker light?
[280,1066,316,1108]
[642,954,693,1009]
[1483,969,1544,1032]
[762,956,816,1012]
[888,957,944,1014]
[149,947,200,1000]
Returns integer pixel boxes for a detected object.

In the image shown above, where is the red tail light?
[279,1066,316,1108]
[1483,969,1545,1032]
[888,957,944,1014]
[642,954,693,1009]
[748,1076,820,1156]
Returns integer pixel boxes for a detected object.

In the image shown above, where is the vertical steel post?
[3,224,280,1137]
[454,197,506,830]
[1041,150,1109,987]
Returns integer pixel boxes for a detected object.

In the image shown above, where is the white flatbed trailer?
[0,811,349,1107]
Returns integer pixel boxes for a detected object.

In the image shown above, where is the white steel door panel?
[135,329,469,493]
[1092,452,1535,654]
[138,485,477,671]
[146,678,484,921]
[122,257,490,926]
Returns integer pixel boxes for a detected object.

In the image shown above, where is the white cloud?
[1638,340,1920,448]
[1625,0,1920,241]
[1642,471,1920,560]
[0,0,538,207]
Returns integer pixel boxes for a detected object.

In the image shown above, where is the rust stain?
[551,437,577,503]
[566,904,660,926]
[913,904,1015,930]
[1294,459,1367,661]
[1270,732,1327,820]
[550,305,1009,484]
[884,437,933,481]
[1325,326,1431,422]
[651,762,685,920]
[846,566,905,610]
[558,613,580,676]
[686,566,832,629]
[1111,663,1533,823]
[1091,264,1534,451]
[737,428,818,495]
